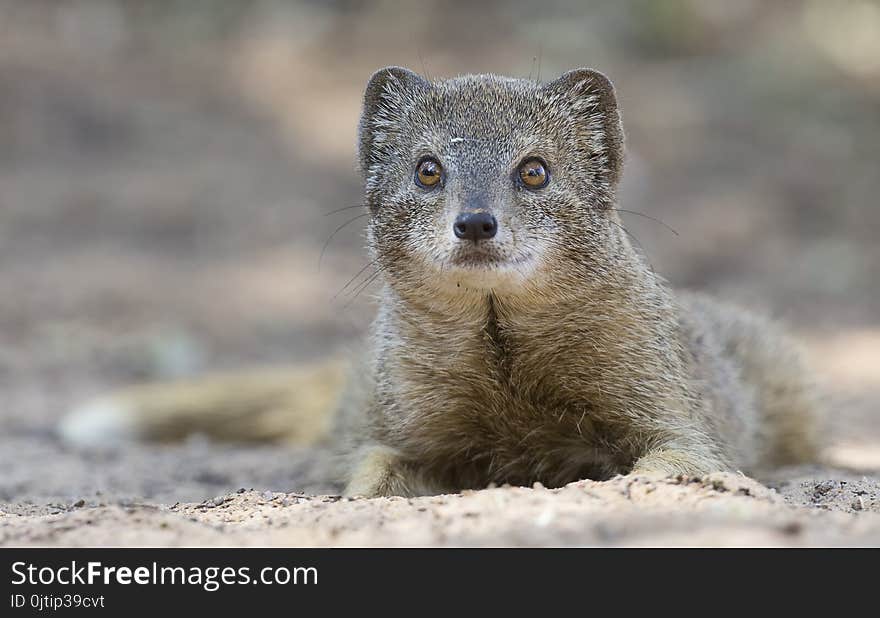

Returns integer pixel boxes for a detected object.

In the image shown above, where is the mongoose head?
[358,67,627,305]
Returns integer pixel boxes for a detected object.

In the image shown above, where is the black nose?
[453,212,497,241]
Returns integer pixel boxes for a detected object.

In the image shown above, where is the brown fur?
[61,67,819,498]
[341,67,818,496]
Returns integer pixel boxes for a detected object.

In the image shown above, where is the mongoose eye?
[518,158,549,189]
[415,158,443,188]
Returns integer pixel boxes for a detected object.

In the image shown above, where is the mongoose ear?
[546,68,624,186]
[358,66,430,177]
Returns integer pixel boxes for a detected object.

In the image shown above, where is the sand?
[4,465,880,547]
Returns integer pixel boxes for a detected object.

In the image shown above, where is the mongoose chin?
[61,67,820,498]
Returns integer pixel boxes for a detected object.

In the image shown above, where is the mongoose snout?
[453,212,498,241]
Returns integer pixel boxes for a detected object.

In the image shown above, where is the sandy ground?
[1,3,879,547]
[4,470,880,547]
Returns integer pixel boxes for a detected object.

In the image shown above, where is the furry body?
[61,68,818,498]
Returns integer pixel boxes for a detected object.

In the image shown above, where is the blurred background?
[1,0,878,505]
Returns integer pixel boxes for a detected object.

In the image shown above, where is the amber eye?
[518,158,549,189]
[415,158,443,188]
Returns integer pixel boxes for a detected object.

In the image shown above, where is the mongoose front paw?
[343,446,443,498]
[344,447,402,498]
[630,447,726,478]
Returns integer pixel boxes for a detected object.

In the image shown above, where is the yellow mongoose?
[61,67,819,497]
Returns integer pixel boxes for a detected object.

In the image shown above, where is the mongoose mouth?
[446,246,534,271]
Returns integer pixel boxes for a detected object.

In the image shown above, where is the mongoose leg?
[629,444,727,477]
[344,446,443,498]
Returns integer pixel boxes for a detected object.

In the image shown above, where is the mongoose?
[61,67,819,498]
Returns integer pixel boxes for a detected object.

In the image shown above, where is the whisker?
[608,219,656,275]
[318,212,370,271]
[343,259,389,301]
[343,269,383,308]
[332,260,377,302]
[323,205,366,217]
[609,208,679,236]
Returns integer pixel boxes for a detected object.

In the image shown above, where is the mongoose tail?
[58,360,348,448]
